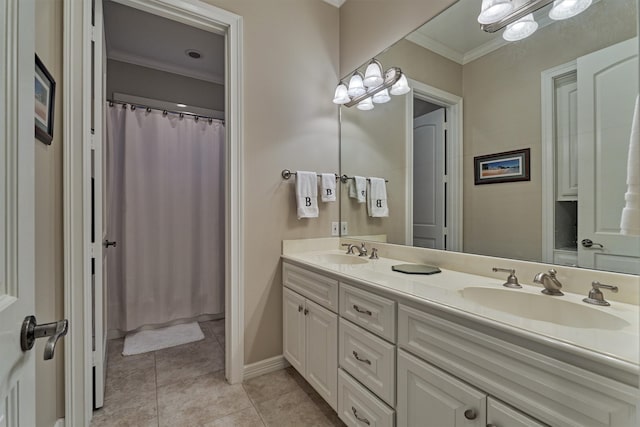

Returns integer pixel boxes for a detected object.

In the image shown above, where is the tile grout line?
[243,385,268,427]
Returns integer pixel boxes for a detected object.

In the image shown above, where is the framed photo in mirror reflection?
[474,148,530,185]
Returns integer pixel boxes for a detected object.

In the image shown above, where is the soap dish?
[392,264,441,275]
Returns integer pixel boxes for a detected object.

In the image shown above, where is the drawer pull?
[352,351,371,365]
[351,406,370,425]
[304,308,309,315]
[353,305,372,316]
[464,409,477,420]
[298,305,303,312]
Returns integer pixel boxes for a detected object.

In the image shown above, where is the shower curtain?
[106,104,225,333]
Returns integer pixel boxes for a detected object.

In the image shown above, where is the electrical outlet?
[340,221,348,235]
[331,222,339,236]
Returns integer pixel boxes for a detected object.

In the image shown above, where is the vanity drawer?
[283,262,338,312]
[340,283,396,342]
[339,318,396,406]
[338,368,395,427]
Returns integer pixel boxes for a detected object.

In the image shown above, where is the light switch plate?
[340,221,348,235]
[331,222,339,236]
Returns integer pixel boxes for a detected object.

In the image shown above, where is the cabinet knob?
[464,409,477,420]
[304,308,309,315]
[298,305,303,312]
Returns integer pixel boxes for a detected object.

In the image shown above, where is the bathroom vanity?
[281,239,639,427]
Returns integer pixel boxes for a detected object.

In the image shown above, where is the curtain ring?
[122,103,127,109]
[208,118,213,124]
[162,110,168,116]
[130,105,136,111]
[146,107,151,113]
[194,116,199,122]
[108,101,114,107]
[179,113,184,119]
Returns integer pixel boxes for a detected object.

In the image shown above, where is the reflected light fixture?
[176,103,187,108]
[478,0,514,24]
[332,59,410,110]
[502,14,538,41]
[549,0,592,20]
[357,97,375,111]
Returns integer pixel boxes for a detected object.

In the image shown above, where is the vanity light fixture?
[347,71,366,98]
[502,13,538,41]
[478,0,514,24]
[333,58,410,108]
[548,0,592,20]
[363,59,384,88]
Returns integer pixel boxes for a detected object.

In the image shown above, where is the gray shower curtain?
[106,105,225,333]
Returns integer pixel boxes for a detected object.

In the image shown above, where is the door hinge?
[91,26,96,42]
[89,242,99,258]
[90,133,97,150]
[92,350,97,366]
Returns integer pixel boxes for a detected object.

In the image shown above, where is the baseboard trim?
[243,355,290,381]
[54,418,65,427]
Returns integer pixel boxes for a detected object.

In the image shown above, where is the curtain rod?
[107,100,225,124]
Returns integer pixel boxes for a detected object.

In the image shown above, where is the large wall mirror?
[339,0,639,274]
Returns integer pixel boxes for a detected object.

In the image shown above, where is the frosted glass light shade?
[347,73,366,97]
[333,84,350,104]
[390,74,410,96]
[363,61,384,88]
[357,97,374,111]
[372,89,391,104]
[477,0,514,24]
[549,0,592,20]
[503,14,538,41]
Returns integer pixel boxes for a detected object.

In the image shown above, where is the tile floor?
[91,320,345,427]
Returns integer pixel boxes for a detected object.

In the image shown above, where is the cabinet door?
[306,298,338,410]
[397,350,486,427]
[283,287,306,375]
[487,397,547,427]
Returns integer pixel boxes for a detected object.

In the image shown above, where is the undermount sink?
[312,253,369,265]
[460,287,630,330]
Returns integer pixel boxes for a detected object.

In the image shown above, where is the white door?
[305,299,338,411]
[397,350,486,427]
[486,397,546,427]
[0,0,36,425]
[413,108,445,249]
[92,0,107,408]
[577,37,640,274]
[283,287,306,374]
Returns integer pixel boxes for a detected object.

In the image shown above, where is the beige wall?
[201,0,340,364]
[339,0,457,77]
[106,59,225,111]
[35,0,65,425]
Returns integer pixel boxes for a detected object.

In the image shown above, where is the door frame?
[405,79,463,251]
[540,60,578,264]
[62,0,244,424]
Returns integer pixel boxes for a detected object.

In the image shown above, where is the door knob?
[464,408,477,420]
[581,238,604,249]
[21,316,68,360]
[104,239,117,248]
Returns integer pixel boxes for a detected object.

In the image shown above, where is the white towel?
[348,179,357,199]
[296,171,318,219]
[367,177,389,217]
[621,95,640,235]
[354,176,367,203]
[320,173,336,202]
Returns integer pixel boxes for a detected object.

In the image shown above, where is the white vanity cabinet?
[283,264,338,410]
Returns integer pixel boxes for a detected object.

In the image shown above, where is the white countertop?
[282,249,640,377]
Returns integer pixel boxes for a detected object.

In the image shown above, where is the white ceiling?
[103,0,225,84]
[406,0,564,65]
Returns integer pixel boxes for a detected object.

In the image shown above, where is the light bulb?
[363,60,383,88]
[372,89,391,104]
[347,72,366,98]
[357,97,374,111]
[478,0,513,24]
[503,14,538,41]
[390,74,410,96]
[549,0,592,20]
[332,83,350,104]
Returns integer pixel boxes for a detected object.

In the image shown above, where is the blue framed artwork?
[474,148,530,185]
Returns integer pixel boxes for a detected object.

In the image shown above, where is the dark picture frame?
[474,148,530,185]
[35,54,56,145]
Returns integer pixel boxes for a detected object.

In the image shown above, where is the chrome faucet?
[342,242,368,257]
[534,269,564,296]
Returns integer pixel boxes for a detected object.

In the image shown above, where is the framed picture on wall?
[474,148,530,185]
[35,54,56,145]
